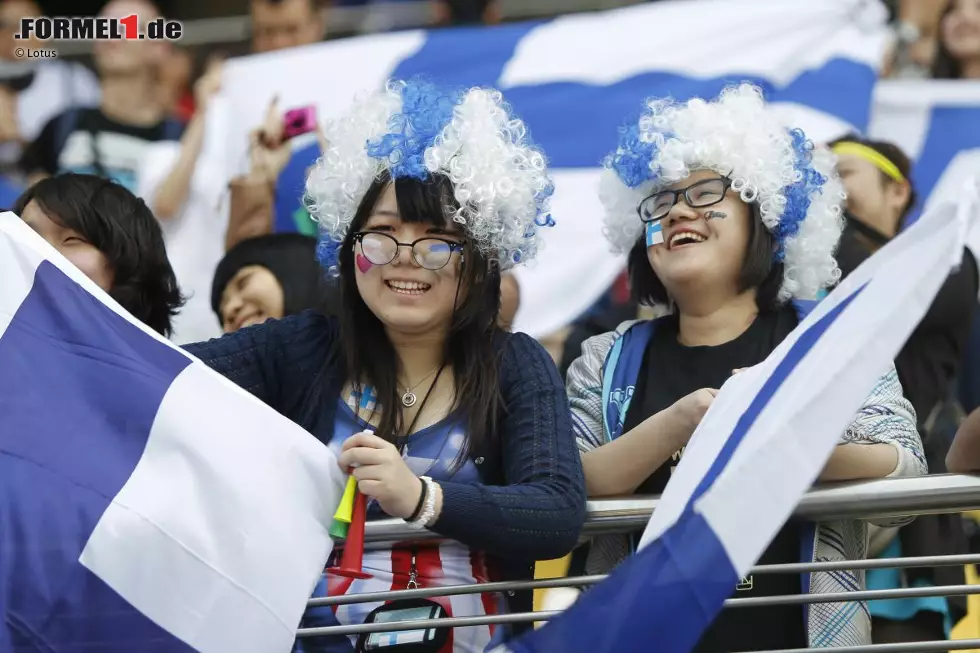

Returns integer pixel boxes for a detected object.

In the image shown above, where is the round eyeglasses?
[637,177,732,223]
[353,232,465,271]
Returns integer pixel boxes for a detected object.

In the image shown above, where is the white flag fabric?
[502,181,977,653]
[0,211,346,652]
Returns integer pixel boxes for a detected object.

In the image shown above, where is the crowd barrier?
[298,474,980,652]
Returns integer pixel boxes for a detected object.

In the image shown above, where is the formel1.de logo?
[15,15,183,41]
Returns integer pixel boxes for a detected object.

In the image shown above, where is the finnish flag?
[502,184,979,653]
[0,212,346,652]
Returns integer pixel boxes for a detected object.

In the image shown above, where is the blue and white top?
[298,391,505,653]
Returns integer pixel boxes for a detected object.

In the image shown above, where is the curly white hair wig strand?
[304,79,555,273]
[600,83,845,302]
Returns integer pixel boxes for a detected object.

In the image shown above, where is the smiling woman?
[184,79,584,653]
[566,84,926,652]
[210,233,335,333]
[14,173,183,337]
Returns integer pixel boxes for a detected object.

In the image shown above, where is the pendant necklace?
[400,365,441,408]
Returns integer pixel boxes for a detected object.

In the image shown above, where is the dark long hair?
[336,171,503,460]
[14,173,184,336]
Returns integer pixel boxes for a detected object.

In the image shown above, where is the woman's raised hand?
[337,431,424,520]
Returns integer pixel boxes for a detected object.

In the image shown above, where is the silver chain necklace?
[400,365,441,408]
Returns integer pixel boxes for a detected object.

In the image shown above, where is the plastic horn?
[327,489,372,579]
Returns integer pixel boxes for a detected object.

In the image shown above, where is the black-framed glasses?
[353,232,465,271]
[637,177,732,223]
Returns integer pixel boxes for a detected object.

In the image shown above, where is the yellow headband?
[832,142,906,184]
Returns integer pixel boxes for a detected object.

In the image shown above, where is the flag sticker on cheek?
[355,254,373,274]
[646,221,664,247]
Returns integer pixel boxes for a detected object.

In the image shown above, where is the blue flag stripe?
[391,21,545,89]
[503,58,875,168]
[509,510,738,653]
[687,282,868,509]
[0,261,193,650]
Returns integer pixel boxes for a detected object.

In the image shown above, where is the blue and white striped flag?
[500,183,979,653]
[187,0,889,343]
[0,212,346,652]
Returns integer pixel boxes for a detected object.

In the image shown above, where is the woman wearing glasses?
[565,85,925,651]
[184,79,585,653]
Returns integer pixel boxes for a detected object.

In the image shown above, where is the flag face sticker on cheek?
[646,221,664,247]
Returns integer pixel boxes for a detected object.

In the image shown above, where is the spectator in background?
[251,0,326,54]
[234,0,326,246]
[12,173,184,336]
[568,86,925,651]
[0,0,99,180]
[211,234,339,333]
[430,0,499,26]
[158,46,196,123]
[831,136,978,435]
[884,0,948,78]
[19,0,183,194]
[933,0,980,79]
[830,135,978,646]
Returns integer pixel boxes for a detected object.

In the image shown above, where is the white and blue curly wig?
[600,83,845,302]
[304,79,555,274]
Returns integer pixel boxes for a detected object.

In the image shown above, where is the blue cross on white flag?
[0,212,346,652]
[500,183,979,653]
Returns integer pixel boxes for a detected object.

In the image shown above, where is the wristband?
[407,477,428,522]
[407,476,436,530]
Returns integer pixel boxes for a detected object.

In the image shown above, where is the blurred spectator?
[19,0,183,193]
[0,0,99,179]
[157,46,196,123]
[430,0,499,26]
[251,0,326,54]
[831,135,978,431]
[225,97,298,249]
[885,0,947,78]
[932,0,980,79]
[211,234,338,333]
[830,135,978,646]
[132,52,225,345]
[13,173,184,336]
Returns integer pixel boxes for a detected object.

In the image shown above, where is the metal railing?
[296,473,980,649]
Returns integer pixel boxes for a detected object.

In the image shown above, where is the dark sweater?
[183,311,586,563]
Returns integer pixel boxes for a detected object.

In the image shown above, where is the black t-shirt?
[836,213,979,427]
[623,306,807,653]
[20,108,182,195]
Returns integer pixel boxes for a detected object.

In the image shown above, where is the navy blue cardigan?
[184,311,586,563]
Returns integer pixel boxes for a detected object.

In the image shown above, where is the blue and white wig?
[600,84,845,303]
[305,79,555,273]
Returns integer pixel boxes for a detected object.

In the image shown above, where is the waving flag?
[499,183,978,653]
[164,0,889,343]
[0,212,346,652]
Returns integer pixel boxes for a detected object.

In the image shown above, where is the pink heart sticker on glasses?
[355,254,373,274]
